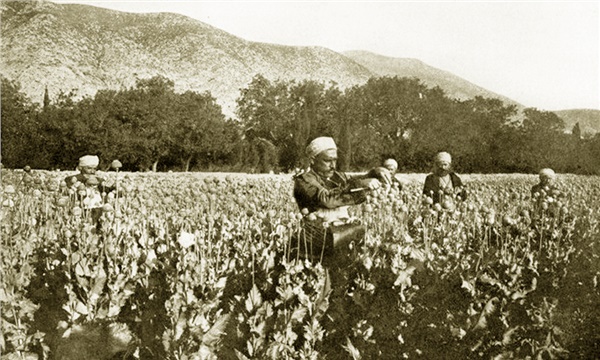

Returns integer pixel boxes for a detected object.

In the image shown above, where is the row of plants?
[1,170,599,359]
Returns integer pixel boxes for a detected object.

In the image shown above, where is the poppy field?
[1,170,599,359]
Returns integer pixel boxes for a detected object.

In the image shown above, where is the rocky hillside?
[344,50,523,110]
[553,109,600,136]
[0,0,372,117]
[2,0,597,131]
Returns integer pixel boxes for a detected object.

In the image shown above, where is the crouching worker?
[291,137,390,265]
[64,155,117,230]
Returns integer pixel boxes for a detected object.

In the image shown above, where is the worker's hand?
[367,167,392,186]
[364,178,382,191]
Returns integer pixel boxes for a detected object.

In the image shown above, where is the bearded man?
[531,168,557,198]
[292,137,390,260]
[422,151,466,204]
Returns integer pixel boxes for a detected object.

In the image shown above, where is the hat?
[78,155,99,168]
[383,158,398,170]
[306,137,337,159]
[539,168,556,178]
[435,152,452,163]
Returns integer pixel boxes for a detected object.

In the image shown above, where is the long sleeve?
[450,173,466,200]
[294,171,366,212]
[423,174,437,197]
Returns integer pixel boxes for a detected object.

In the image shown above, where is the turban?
[435,152,452,163]
[78,155,99,168]
[539,168,556,179]
[383,158,398,170]
[306,137,337,159]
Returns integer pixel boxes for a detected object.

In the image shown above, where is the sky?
[54,1,600,111]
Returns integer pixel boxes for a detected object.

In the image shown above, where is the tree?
[454,96,518,172]
[1,77,38,167]
[107,76,179,171]
[171,90,228,171]
[43,86,50,109]
[519,108,567,171]
[236,75,292,171]
[572,122,582,140]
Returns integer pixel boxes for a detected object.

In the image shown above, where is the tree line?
[2,74,599,174]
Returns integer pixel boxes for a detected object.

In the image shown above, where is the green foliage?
[1,171,599,359]
[1,77,40,167]
[2,74,599,174]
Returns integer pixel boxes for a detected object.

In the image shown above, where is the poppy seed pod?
[111,160,123,170]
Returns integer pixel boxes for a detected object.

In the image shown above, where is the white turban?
[383,158,398,170]
[306,137,336,159]
[79,155,99,168]
[539,168,556,179]
[435,152,452,163]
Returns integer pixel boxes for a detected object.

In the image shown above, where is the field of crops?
[1,170,599,360]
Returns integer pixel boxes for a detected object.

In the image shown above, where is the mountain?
[1,0,596,132]
[553,109,600,136]
[0,0,373,117]
[343,50,524,110]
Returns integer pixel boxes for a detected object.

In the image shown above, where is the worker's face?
[384,164,398,174]
[540,174,555,186]
[312,149,337,178]
[434,160,451,176]
[80,166,97,176]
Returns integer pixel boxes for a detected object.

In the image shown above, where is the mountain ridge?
[343,50,523,110]
[1,0,373,116]
[1,0,598,132]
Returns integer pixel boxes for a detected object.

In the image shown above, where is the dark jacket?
[64,173,116,194]
[293,169,367,213]
[423,172,466,203]
[531,183,556,198]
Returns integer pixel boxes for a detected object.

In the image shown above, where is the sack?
[290,220,365,262]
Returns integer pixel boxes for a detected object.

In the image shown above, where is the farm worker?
[383,158,403,190]
[422,151,466,205]
[19,165,35,187]
[64,155,115,228]
[293,136,391,260]
[64,155,117,193]
[293,137,390,348]
[530,168,564,219]
[383,158,398,173]
[531,168,557,198]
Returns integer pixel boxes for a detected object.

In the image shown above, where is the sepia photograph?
[1,1,599,359]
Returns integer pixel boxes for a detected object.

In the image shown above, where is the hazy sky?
[54,1,599,111]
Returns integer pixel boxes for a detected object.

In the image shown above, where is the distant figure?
[65,155,107,191]
[20,165,34,187]
[423,152,466,204]
[64,155,116,229]
[383,158,398,174]
[293,137,390,260]
[383,158,403,190]
[531,168,557,198]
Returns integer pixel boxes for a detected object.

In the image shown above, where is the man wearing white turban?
[64,155,107,189]
[383,158,403,190]
[383,158,398,173]
[294,137,394,352]
[293,137,391,259]
[294,137,390,216]
[64,155,117,228]
[423,151,466,204]
[531,168,557,197]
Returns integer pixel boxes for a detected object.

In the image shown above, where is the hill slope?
[2,0,596,132]
[553,109,600,136]
[344,50,523,110]
[0,0,373,117]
